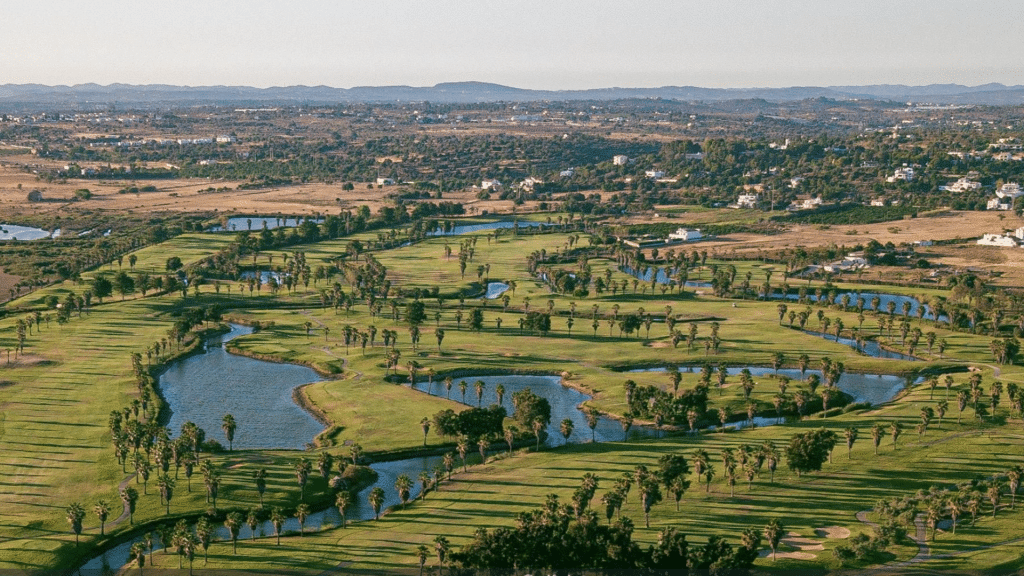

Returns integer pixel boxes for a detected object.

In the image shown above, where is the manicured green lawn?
[0,227,1021,573]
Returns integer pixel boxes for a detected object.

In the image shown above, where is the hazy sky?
[3,0,1021,89]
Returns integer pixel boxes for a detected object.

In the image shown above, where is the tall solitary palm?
[335,491,352,528]
[94,500,110,536]
[368,486,386,520]
[295,457,312,501]
[66,503,85,546]
[224,512,242,553]
[457,437,469,471]
[121,487,139,524]
[495,383,506,406]
[253,468,267,508]
[295,504,310,536]
[845,427,858,459]
[246,508,260,540]
[270,508,285,545]
[764,518,784,560]
[395,474,413,509]
[474,380,486,407]
[221,414,237,451]
[560,419,574,442]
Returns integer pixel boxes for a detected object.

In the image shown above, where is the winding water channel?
[81,319,916,573]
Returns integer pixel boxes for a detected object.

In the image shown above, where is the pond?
[619,265,711,288]
[627,365,915,406]
[411,374,656,446]
[81,330,658,573]
[804,330,918,362]
[0,224,53,241]
[430,220,544,236]
[161,324,325,450]
[208,216,322,233]
[781,291,947,322]
[484,282,510,299]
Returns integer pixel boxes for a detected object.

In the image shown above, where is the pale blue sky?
[3,0,1021,89]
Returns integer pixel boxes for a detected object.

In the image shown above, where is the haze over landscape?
[2,0,1021,90]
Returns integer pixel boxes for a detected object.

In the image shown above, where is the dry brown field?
[0,158,533,219]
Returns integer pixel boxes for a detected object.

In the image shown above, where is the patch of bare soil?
[816,526,852,539]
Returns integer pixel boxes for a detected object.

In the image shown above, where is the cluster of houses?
[87,135,236,148]
[986,182,1023,210]
[977,227,1024,247]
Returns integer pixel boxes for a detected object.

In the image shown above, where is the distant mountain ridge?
[1,81,1022,108]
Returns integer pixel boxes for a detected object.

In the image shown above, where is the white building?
[559,169,575,177]
[481,179,503,190]
[518,177,544,190]
[793,197,823,210]
[977,234,1019,247]
[375,177,395,186]
[823,255,868,273]
[216,135,237,143]
[645,170,665,179]
[612,155,629,166]
[886,166,915,182]
[996,182,1023,199]
[1015,227,1024,241]
[988,197,1012,210]
[735,193,759,209]
[668,228,702,242]
[870,199,887,207]
[942,177,982,192]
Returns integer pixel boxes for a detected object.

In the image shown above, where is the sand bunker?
[815,526,852,539]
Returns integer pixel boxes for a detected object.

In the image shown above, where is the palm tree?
[270,508,285,545]
[560,418,574,442]
[1009,468,1022,510]
[66,502,85,546]
[533,418,546,450]
[989,483,1002,518]
[221,414,237,451]
[871,423,884,455]
[495,383,506,406]
[129,542,147,575]
[586,408,600,441]
[419,470,432,500]
[845,427,858,459]
[295,457,312,501]
[411,543,430,576]
[121,487,139,524]
[438,453,453,482]
[890,421,902,450]
[295,503,310,536]
[224,512,242,553]
[156,475,174,515]
[474,380,486,407]
[368,486,386,520]
[459,381,468,403]
[457,436,469,471]
[396,474,413,508]
[620,413,633,441]
[246,508,260,540]
[194,517,214,564]
[444,376,453,400]
[94,500,110,536]
[434,535,451,575]
[638,479,662,528]
[764,518,783,560]
[333,490,352,529]
[253,468,267,508]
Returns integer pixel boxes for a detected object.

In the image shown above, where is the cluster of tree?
[431,406,507,442]
[445,480,760,575]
